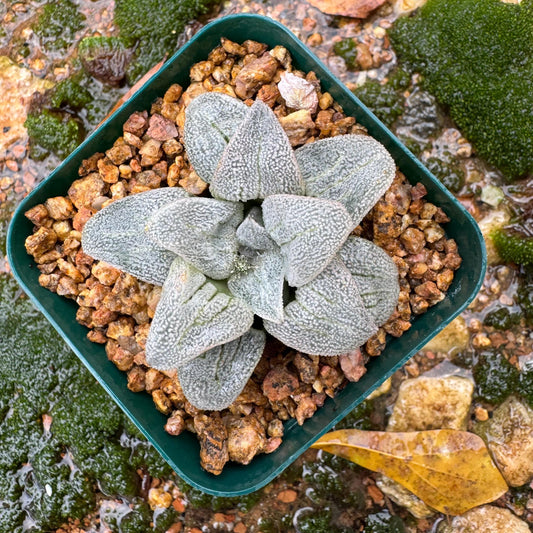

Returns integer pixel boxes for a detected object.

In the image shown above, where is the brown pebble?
[277,489,297,503]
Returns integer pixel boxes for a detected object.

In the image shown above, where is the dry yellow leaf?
[311,429,508,515]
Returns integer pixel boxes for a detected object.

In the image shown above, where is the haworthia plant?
[147,197,243,280]
[295,134,396,227]
[339,237,399,325]
[81,91,408,412]
[209,100,304,201]
[184,92,249,183]
[178,329,266,411]
[81,187,189,285]
[264,258,378,355]
[145,257,254,370]
[262,194,353,287]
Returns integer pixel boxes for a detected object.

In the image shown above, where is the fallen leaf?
[311,429,508,515]
[306,0,387,18]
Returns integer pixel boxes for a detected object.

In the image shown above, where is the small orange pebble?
[234,523,247,533]
[165,523,182,533]
[172,498,186,513]
[367,484,384,505]
[277,489,298,503]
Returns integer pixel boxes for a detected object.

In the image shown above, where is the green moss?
[517,268,533,321]
[25,109,83,160]
[364,511,406,533]
[425,157,465,193]
[334,38,358,69]
[473,351,519,405]
[492,228,533,266]
[33,0,85,52]
[390,0,533,180]
[115,0,220,82]
[50,78,93,109]
[353,69,410,128]
[51,379,122,460]
[483,307,521,330]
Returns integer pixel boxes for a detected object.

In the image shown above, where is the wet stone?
[475,396,533,487]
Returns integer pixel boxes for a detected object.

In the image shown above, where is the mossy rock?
[390,0,533,180]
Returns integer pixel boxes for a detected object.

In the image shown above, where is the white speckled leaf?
[145,257,254,370]
[235,207,275,251]
[296,134,396,227]
[262,194,353,287]
[178,328,266,411]
[146,197,243,280]
[340,236,399,326]
[228,248,285,323]
[264,258,377,356]
[210,99,304,201]
[81,187,189,285]
[184,92,249,183]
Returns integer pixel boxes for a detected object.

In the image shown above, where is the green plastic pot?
[7,14,486,496]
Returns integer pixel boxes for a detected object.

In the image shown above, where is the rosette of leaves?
[82,93,399,412]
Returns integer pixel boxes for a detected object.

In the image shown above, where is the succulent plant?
[82,92,399,411]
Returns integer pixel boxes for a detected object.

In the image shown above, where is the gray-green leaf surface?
[228,247,285,323]
[81,187,189,285]
[339,236,399,326]
[264,258,377,355]
[296,134,396,227]
[262,194,353,287]
[146,257,254,370]
[178,329,266,411]
[184,92,249,183]
[146,197,242,280]
[210,99,304,201]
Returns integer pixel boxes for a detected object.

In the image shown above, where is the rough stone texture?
[422,316,469,355]
[438,505,530,533]
[387,376,474,431]
[376,476,435,519]
[475,396,533,487]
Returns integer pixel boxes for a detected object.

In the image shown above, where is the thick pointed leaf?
[184,92,249,183]
[264,258,377,355]
[340,236,399,325]
[81,187,189,285]
[146,257,254,369]
[262,194,353,287]
[210,99,304,201]
[146,197,243,280]
[312,429,508,516]
[178,328,266,411]
[235,207,276,251]
[228,248,285,323]
[296,134,396,227]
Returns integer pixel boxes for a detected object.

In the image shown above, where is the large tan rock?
[476,396,533,486]
[388,376,474,432]
[376,475,434,519]
[423,316,469,355]
[438,505,529,533]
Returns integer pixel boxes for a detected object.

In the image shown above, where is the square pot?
[7,14,486,496]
